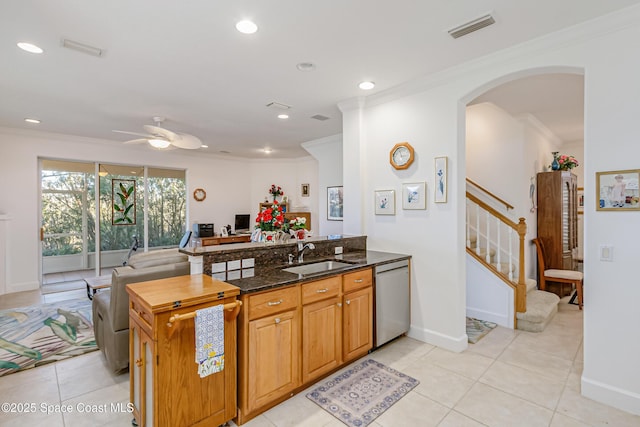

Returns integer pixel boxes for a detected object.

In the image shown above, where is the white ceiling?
[2,1,637,158]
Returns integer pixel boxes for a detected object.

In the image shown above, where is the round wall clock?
[193,188,206,202]
[390,142,415,170]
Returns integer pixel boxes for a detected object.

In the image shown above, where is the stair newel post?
[515,217,527,313]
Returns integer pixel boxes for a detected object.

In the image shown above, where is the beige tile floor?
[0,291,638,427]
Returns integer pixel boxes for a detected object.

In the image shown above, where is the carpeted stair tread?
[473,247,496,259]
[525,278,537,293]
[491,262,516,275]
[516,290,560,332]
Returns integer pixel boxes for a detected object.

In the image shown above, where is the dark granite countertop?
[225,250,411,294]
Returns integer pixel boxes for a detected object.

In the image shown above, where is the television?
[234,214,251,234]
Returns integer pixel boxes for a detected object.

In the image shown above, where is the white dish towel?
[195,304,224,378]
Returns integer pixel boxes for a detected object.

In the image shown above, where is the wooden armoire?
[536,171,578,271]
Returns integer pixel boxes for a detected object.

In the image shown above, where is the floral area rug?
[0,298,96,377]
[306,359,419,427]
[466,317,497,344]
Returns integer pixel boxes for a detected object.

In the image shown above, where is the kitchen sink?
[282,260,354,276]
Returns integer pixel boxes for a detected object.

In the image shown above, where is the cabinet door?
[130,320,154,427]
[247,310,299,413]
[302,296,342,383]
[343,286,373,362]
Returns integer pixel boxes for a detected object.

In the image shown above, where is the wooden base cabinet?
[237,268,373,425]
[127,275,241,427]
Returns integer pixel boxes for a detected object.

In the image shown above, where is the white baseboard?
[467,307,514,329]
[407,325,468,353]
[5,280,40,294]
[582,375,640,416]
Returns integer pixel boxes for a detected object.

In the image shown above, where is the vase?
[261,230,284,243]
[289,228,307,241]
[551,152,560,171]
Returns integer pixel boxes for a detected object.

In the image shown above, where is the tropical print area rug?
[0,298,96,377]
[466,317,497,344]
[306,359,419,427]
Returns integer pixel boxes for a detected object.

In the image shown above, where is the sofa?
[92,248,191,373]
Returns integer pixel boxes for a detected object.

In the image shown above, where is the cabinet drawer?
[302,276,341,305]
[129,298,153,330]
[343,268,373,293]
[248,286,299,320]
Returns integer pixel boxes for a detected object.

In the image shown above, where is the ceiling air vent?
[266,101,292,110]
[310,114,330,121]
[448,14,495,39]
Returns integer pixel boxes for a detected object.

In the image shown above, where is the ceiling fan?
[113,116,202,150]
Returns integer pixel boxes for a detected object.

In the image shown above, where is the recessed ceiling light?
[263,147,273,154]
[17,42,43,54]
[148,139,171,149]
[278,114,289,119]
[201,144,208,148]
[359,81,375,90]
[296,62,316,72]
[24,118,41,124]
[236,20,258,34]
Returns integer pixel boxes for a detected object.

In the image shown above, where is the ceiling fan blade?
[172,133,203,149]
[143,125,177,140]
[113,130,152,138]
[123,139,149,144]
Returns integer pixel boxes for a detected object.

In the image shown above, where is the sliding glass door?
[40,159,186,293]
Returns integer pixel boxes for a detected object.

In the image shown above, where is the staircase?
[466,179,559,332]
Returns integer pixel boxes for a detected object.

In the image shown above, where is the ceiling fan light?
[148,139,170,149]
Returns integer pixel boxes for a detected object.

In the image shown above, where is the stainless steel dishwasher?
[374,259,410,348]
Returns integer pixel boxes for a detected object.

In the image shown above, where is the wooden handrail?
[466,193,518,230]
[466,178,514,211]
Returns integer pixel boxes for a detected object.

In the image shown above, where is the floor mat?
[306,359,419,427]
[0,298,96,376]
[466,316,497,344]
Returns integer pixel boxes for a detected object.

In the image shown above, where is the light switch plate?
[242,258,255,268]
[599,245,613,261]
[211,262,226,273]
[334,246,343,255]
[227,260,241,270]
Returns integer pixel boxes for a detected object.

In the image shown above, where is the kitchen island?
[180,235,410,424]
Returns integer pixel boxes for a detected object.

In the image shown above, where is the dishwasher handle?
[375,259,409,274]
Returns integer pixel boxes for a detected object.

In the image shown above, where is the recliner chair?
[92,249,191,373]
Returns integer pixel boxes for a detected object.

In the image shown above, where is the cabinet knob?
[316,288,328,293]
[345,300,351,305]
[337,303,342,307]
[267,299,283,306]
[135,358,143,367]
[275,318,281,324]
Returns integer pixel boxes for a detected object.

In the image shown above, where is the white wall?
[302,134,343,236]
[341,6,640,414]
[0,128,318,293]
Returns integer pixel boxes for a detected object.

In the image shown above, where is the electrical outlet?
[334,246,343,255]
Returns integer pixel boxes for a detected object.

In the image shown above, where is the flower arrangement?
[255,201,285,231]
[551,152,580,171]
[289,216,307,230]
[269,184,284,201]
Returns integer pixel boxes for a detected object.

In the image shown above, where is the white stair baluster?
[508,227,514,281]
[485,210,491,263]
[496,217,501,267]
[475,204,480,255]
[466,199,470,248]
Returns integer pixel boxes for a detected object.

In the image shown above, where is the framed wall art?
[596,169,640,211]
[112,179,136,225]
[577,187,584,214]
[434,156,448,203]
[327,186,343,220]
[402,182,426,210]
[375,190,396,215]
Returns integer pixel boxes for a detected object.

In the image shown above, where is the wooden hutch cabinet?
[537,171,578,271]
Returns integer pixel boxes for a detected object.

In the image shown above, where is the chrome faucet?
[297,242,315,263]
